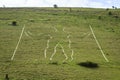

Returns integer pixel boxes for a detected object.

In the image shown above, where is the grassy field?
[0,7,120,80]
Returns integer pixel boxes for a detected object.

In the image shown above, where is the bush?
[69,8,72,12]
[114,15,119,18]
[49,62,59,65]
[108,11,112,15]
[77,61,99,68]
[106,28,115,32]
[12,21,17,26]
[106,8,109,11]
[29,19,34,22]
[98,16,101,20]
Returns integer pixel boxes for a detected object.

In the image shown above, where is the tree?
[112,6,115,9]
[112,6,117,9]
[53,4,58,8]
[3,5,5,8]
[115,7,117,9]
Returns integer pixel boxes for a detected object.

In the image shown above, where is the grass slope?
[0,8,120,80]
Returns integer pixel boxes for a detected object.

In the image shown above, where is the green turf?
[0,7,120,80]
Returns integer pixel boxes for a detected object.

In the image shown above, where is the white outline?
[67,35,74,61]
[44,49,47,59]
[50,43,59,60]
[28,31,33,35]
[60,44,68,62]
[63,27,65,32]
[53,27,58,32]
[50,43,68,62]
[89,25,109,62]
[71,49,74,61]
[11,25,25,60]
[67,35,71,38]
[25,31,29,36]
[37,33,43,36]
[44,35,52,58]
[68,39,71,48]
[46,27,74,62]
[81,33,91,38]
[24,31,32,38]
[63,27,70,33]
[86,33,91,38]
[44,40,50,58]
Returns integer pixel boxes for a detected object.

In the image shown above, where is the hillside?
[0,8,120,80]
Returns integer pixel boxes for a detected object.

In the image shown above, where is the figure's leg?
[68,39,71,49]
[60,44,68,62]
[67,35,74,61]
[44,48,47,58]
[44,35,52,59]
[44,40,49,58]
[50,43,59,60]
[53,27,58,32]
[70,49,74,61]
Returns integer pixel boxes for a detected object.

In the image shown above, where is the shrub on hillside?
[108,11,112,15]
[114,15,119,19]
[98,16,102,20]
[77,61,99,68]
[49,62,59,65]
[29,19,35,22]
[12,21,17,26]
[106,8,109,11]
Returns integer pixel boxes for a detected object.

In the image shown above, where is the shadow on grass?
[49,62,59,65]
[77,61,99,69]
[49,61,68,65]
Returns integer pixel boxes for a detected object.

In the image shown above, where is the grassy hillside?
[0,7,120,80]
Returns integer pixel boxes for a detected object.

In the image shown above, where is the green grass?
[0,7,120,80]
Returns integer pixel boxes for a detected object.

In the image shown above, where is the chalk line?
[60,44,68,62]
[44,40,49,58]
[25,31,29,36]
[89,25,109,62]
[24,31,32,38]
[44,35,52,58]
[81,33,91,38]
[48,35,53,39]
[49,27,74,62]
[63,28,74,61]
[63,28,66,32]
[11,25,25,60]
[50,43,59,60]
[68,39,71,49]
[37,33,43,36]
[27,31,33,35]
[67,35,71,38]
[71,49,74,61]
[67,35,71,48]
[44,49,47,58]
[53,27,58,32]
[63,27,70,33]
[67,35,74,61]
[86,33,91,38]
